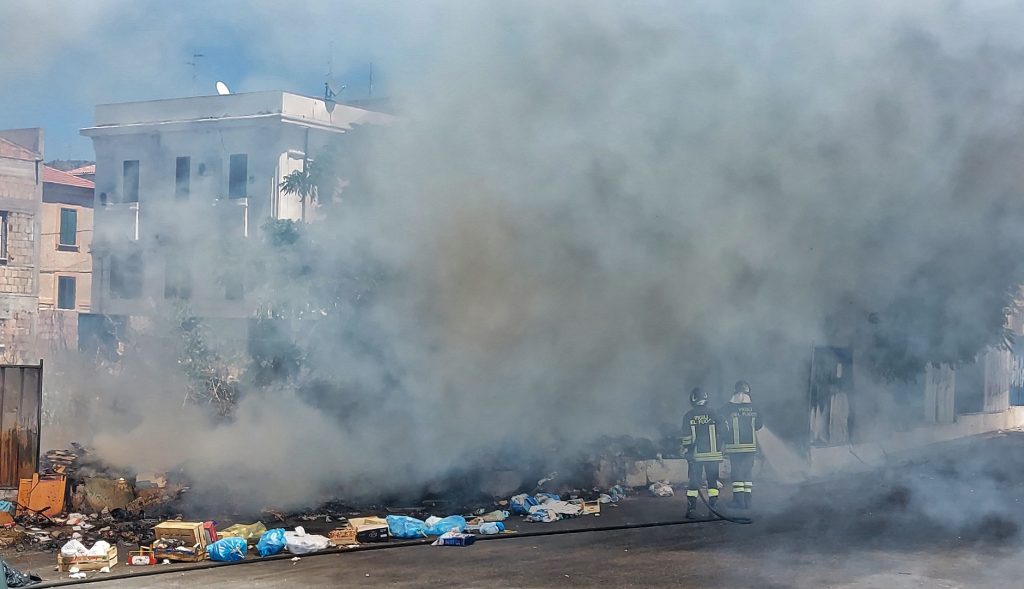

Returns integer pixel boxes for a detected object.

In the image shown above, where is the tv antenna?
[186,50,205,95]
[324,43,345,104]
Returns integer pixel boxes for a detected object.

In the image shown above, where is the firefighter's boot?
[685,496,698,519]
[727,485,743,509]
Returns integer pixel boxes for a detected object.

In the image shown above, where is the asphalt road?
[17,431,1024,588]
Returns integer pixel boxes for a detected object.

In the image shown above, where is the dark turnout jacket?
[721,395,763,454]
[681,406,728,462]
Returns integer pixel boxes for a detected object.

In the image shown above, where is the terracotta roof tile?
[0,137,40,161]
[67,164,95,176]
[42,165,95,189]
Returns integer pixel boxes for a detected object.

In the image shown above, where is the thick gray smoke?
[42,0,1024,509]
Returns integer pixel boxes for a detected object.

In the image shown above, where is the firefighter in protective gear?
[722,380,762,509]
[681,387,728,519]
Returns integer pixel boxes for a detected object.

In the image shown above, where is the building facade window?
[123,160,140,202]
[229,154,248,198]
[175,156,191,199]
[57,276,76,310]
[164,257,192,300]
[109,251,143,299]
[0,211,8,262]
[59,208,77,248]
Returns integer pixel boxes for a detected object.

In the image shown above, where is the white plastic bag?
[60,539,88,558]
[649,481,674,497]
[284,527,331,555]
[87,540,111,556]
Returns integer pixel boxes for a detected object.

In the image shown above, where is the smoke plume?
[38,0,1024,509]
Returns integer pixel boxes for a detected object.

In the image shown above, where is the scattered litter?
[291,557,301,562]
[207,537,248,562]
[477,522,505,535]
[284,526,331,555]
[432,529,476,546]
[256,529,287,557]
[537,472,558,489]
[649,482,674,497]
[69,572,86,580]
[218,522,267,545]
[423,515,467,536]
[99,566,110,573]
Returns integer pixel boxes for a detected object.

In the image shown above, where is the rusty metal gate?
[0,361,42,488]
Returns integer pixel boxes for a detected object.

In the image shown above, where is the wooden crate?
[58,545,118,572]
[329,525,357,546]
[152,548,206,562]
[152,521,208,562]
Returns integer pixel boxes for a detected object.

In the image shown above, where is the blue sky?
[0,1,442,160]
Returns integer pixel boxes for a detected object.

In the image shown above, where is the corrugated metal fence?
[0,361,42,488]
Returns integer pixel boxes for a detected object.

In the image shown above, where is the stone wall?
[0,132,42,364]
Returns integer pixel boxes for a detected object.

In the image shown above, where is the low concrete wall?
[808,407,1024,478]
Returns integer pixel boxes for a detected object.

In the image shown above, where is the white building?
[80,91,392,319]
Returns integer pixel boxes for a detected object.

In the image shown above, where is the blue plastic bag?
[207,537,248,562]
[510,493,540,515]
[423,515,467,536]
[386,515,427,539]
[256,528,287,557]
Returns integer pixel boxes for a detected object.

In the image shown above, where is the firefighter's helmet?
[690,387,709,407]
[734,380,751,395]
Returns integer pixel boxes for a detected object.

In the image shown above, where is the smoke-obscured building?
[0,129,43,363]
[80,91,392,320]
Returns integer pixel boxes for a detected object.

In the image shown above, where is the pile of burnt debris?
[0,436,683,582]
[0,444,189,552]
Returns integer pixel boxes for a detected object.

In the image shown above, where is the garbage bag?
[256,528,287,557]
[509,493,540,515]
[649,481,674,497]
[480,510,509,522]
[525,509,558,523]
[423,515,467,536]
[535,492,561,503]
[219,522,268,544]
[60,539,88,557]
[284,526,331,555]
[4,561,41,587]
[87,540,112,556]
[478,522,505,535]
[386,515,428,539]
[207,537,248,562]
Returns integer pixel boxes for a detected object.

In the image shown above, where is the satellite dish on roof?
[215,81,231,95]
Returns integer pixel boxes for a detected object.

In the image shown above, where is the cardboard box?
[355,526,389,543]
[152,521,208,562]
[58,545,118,572]
[329,523,390,545]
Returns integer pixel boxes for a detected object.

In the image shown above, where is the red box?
[203,521,218,544]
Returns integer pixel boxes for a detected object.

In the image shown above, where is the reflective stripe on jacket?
[722,401,762,454]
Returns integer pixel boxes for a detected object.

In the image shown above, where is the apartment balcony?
[96,201,139,242]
